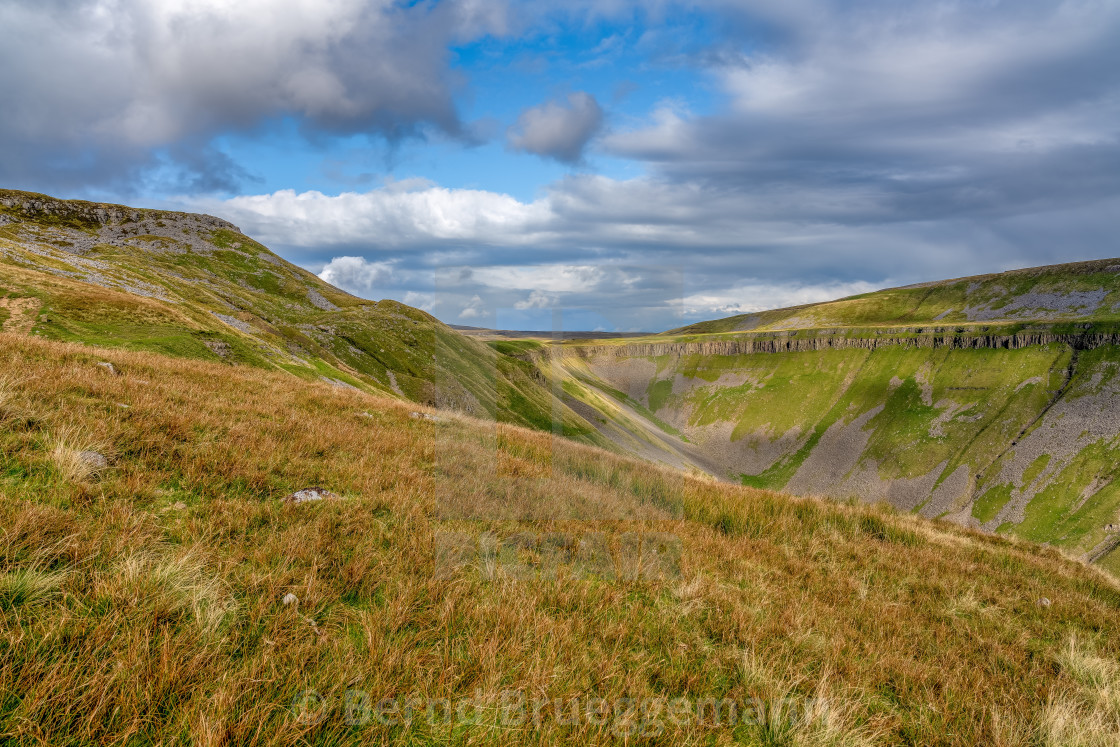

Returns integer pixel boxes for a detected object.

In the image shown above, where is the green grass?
[669,256,1120,335]
[973,485,1014,524]
[0,188,602,447]
[646,377,673,412]
[553,337,1118,563]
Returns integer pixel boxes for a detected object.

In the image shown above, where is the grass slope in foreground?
[0,189,598,443]
[3,335,1120,745]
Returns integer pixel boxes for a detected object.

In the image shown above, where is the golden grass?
[46,423,112,484]
[1038,636,1120,746]
[1,334,1120,745]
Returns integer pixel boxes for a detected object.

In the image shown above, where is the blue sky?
[3,0,1120,331]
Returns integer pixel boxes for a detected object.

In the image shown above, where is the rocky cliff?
[538,326,1120,361]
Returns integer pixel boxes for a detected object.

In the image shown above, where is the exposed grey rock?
[1038,597,1052,608]
[0,193,239,233]
[77,451,108,470]
[282,487,341,504]
[962,289,1109,322]
[532,329,1120,363]
[282,593,299,606]
[307,288,339,311]
[320,376,358,390]
[386,370,403,394]
[211,312,255,334]
[96,361,118,375]
[410,411,447,423]
[983,364,1120,531]
[204,339,233,358]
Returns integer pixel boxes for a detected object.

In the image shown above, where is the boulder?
[282,487,341,504]
[77,451,108,470]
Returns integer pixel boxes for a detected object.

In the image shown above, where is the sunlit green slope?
[671,257,1120,335]
[0,189,597,441]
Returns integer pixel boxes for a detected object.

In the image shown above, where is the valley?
[537,271,1120,573]
[4,190,1120,743]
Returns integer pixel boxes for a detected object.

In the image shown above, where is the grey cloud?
[200,163,1118,331]
[507,92,605,163]
[0,0,510,193]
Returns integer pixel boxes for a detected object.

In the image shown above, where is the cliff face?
[547,330,1120,568]
[538,328,1120,361]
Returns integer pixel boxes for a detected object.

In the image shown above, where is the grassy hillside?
[670,258,1120,335]
[0,189,598,442]
[3,334,1120,745]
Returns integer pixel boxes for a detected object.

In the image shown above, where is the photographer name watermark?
[434,529,681,581]
[291,689,831,736]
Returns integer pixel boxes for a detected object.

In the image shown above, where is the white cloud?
[458,294,488,320]
[174,1,1120,331]
[317,256,394,295]
[507,92,604,163]
[403,291,436,312]
[474,265,606,293]
[514,289,558,309]
[210,185,552,248]
[0,0,511,189]
[681,281,880,317]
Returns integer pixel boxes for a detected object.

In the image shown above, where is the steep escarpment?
[539,325,1120,360]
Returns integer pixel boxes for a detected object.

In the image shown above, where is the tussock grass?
[46,424,111,483]
[2,334,1120,744]
[108,548,236,634]
[0,567,66,612]
[0,374,36,429]
[1039,636,1120,746]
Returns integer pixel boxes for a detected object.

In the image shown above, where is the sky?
[2,0,1119,331]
